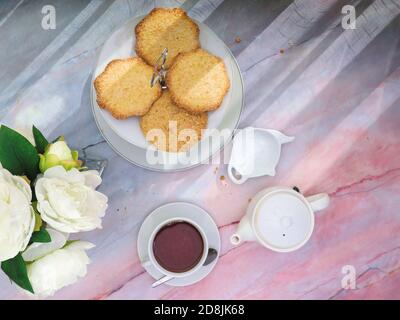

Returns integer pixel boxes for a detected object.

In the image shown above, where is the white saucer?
[137,202,220,287]
[90,15,244,172]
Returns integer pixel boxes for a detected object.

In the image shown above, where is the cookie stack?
[94,7,230,152]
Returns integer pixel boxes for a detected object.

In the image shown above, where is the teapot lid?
[254,191,314,252]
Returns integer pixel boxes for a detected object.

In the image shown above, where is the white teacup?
[143,217,209,278]
[231,186,330,252]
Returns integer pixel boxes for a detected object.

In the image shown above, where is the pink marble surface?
[0,0,400,299]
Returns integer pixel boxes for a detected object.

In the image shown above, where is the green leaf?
[32,202,42,232]
[0,125,39,181]
[52,135,64,143]
[32,125,49,154]
[71,150,79,161]
[29,226,51,244]
[32,188,37,202]
[33,211,42,232]
[1,253,34,294]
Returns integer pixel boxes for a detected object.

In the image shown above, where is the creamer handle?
[228,164,248,184]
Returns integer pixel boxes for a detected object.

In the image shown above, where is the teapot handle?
[227,165,248,184]
[306,193,330,212]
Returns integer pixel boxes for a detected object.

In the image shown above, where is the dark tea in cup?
[152,221,204,273]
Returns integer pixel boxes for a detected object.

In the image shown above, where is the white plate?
[137,202,220,287]
[91,15,244,171]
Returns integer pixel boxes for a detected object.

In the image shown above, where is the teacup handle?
[227,165,248,184]
[306,193,330,212]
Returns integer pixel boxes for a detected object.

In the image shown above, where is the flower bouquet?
[0,125,108,297]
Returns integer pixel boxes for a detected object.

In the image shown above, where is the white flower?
[22,228,68,262]
[47,141,73,161]
[39,140,82,173]
[35,166,108,233]
[0,165,35,262]
[26,240,94,298]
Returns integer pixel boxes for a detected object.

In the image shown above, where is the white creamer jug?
[228,128,294,184]
[231,186,330,252]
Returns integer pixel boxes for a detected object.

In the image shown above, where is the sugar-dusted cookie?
[167,49,230,114]
[140,91,207,152]
[135,8,200,68]
[94,57,161,119]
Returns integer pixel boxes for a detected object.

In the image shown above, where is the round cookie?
[94,57,161,119]
[135,8,200,68]
[167,49,230,114]
[140,91,208,152]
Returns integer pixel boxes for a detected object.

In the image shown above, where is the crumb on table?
[235,36,241,43]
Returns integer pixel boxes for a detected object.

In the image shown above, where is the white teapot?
[231,186,330,252]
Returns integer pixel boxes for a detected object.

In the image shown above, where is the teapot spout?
[230,215,256,245]
[267,129,295,144]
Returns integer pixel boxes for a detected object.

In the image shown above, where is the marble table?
[1,0,400,300]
